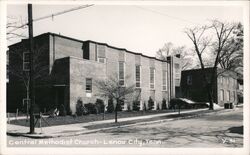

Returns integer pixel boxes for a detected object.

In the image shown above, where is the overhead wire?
[33,4,94,22]
[8,5,200,36]
[7,4,94,34]
[134,6,200,25]
[8,5,199,34]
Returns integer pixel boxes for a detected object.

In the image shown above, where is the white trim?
[150,67,155,90]
[98,57,106,63]
[97,44,106,63]
[162,70,167,91]
[226,90,230,102]
[118,61,125,86]
[220,89,224,101]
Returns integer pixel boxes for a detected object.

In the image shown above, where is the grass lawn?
[9,109,208,127]
[83,109,217,130]
[7,112,27,117]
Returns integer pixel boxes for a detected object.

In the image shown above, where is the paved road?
[7,108,243,147]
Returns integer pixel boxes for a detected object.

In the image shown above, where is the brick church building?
[7,32,181,114]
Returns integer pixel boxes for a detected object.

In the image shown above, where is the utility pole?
[28,4,35,134]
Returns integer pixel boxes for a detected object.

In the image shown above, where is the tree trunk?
[197,52,214,110]
[103,105,105,120]
[208,92,214,110]
[115,99,119,123]
[26,87,29,121]
[207,84,214,110]
[178,102,181,115]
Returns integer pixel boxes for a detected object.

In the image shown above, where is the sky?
[7,4,244,57]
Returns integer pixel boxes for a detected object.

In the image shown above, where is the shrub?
[95,99,105,114]
[76,99,83,116]
[156,103,160,110]
[107,99,114,113]
[162,98,167,110]
[133,101,140,111]
[76,98,88,116]
[84,103,97,114]
[170,98,185,115]
[148,97,154,110]
[143,102,147,111]
[127,104,132,111]
[59,104,66,116]
[68,109,72,115]
[169,98,179,109]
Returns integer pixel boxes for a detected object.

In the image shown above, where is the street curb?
[7,108,239,139]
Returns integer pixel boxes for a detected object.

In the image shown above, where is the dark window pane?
[86,78,92,92]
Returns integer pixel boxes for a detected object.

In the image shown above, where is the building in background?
[181,68,238,106]
[7,32,181,114]
[236,73,243,103]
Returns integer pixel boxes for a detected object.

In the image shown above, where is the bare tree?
[156,42,173,60]
[95,74,135,123]
[172,46,194,70]
[8,42,49,115]
[7,16,28,41]
[185,20,237,110]
[218,23,243,73]
[156,42,193,70]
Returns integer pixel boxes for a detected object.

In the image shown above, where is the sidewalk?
[7,107,238,139]
[7,115,49,121]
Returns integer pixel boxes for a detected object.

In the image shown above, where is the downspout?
[169,56,172,99]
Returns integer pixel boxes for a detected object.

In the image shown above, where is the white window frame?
[135,65,141,88]
[226,90,230,102]
[86,78,92,93]
[233,91,235,101]
[98,57,106,63]
[220,89,224,101]
[162,70,167,91]
[96,44,106,63]
[150,67,155,90]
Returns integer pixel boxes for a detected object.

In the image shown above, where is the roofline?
[49,32,170,62]
[183,67,238,78]
[9,32,172,63]
[182,67,215,72]
[183,67,238,74]
[182,67,229,73]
